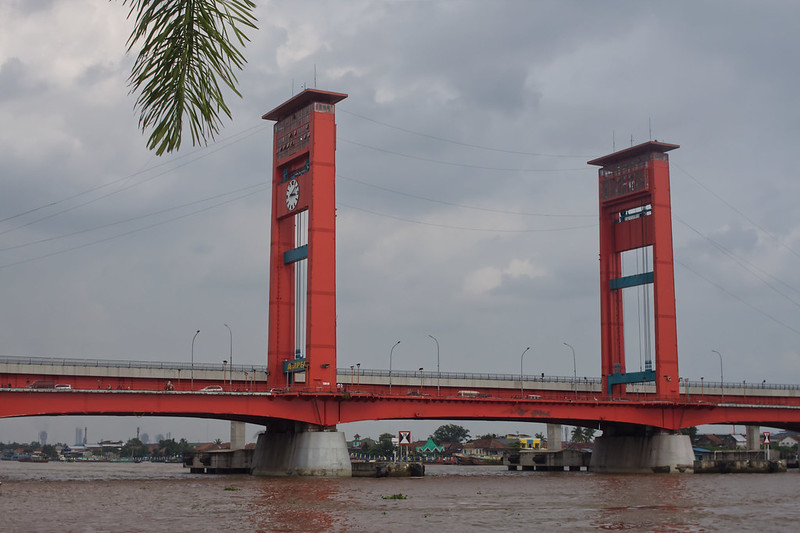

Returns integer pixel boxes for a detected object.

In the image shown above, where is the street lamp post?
[224,324,233,389]
[712,349,724,399]
[520,346,531,397]
[350,365,354,385]
[419,367,424,390]
[223,360,228,387]
[191,330,200,391]
[428,334,440,396]
[356,363,360,386]
[389,341,400,394]
[564,342,576,398]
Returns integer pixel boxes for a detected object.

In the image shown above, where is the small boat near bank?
[453,453,503,465]
[17,452,49,463]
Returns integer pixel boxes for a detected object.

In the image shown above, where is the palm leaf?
[123,0,257,155]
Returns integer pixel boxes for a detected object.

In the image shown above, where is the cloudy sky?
[2,0,800,445]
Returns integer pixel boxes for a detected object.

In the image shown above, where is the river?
[1,461,798,532]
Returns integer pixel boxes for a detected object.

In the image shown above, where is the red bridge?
[2,356,800,432]
[3,90,798,474]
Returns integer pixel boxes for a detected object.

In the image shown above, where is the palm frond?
[123,0,257,155]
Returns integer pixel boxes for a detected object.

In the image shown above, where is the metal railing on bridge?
[0,354,267,374]
[3,355,800,392]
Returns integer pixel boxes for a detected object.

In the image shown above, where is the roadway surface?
[3,355,800,431]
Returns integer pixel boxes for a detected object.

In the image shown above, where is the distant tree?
[214,438,223,446]
[154,438,193,457]
[121,438,148,458]
[476,433,498,440]
[570,427,596,443]
[507,440,522,453]
[681,427,698,442]
[535,432,545,441]
[365,433,395,457]
[41,444,58,460]
[432,424,471,444]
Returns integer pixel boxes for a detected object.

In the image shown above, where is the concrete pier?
[184,448,252,474]
[505,448,590,471]
[547,423,562,451]
[746,425,760,450]
[590,425,694,473]
[250,422,352,477]
[693,449,785,473]
[230,421,246,450]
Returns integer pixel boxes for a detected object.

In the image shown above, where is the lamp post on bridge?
[389,341,400,394]
[520,346,531,397]
[191,330,200,391]
[223,360,228,387]
[711,349,724,399]
[356,363,360,386]
[564,342,577,398]
[419,367,424,390]
[224,324,233,390]
[428,334,440,396]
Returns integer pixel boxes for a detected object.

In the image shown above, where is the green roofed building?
[416,437,445,455]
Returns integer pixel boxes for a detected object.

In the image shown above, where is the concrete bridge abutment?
[547,423,562,451]
[590,424,694,473]
[250,421,351,477]
[230,421,246,450]
[746,425,760,450]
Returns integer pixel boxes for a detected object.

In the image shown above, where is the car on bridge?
[200,385,224,392]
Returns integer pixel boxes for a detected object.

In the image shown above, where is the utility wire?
[675,215,800,306]
[0,124,268,235]
[338,174,594,218]
[339,107,590,159]
[337,202,596,233]
[0,187,266,271]
[0,183,266,253]
[674,163,800,260]
[677,259,800,337]
[339,138,585,173]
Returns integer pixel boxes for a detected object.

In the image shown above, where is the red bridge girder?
[4,390,800,432]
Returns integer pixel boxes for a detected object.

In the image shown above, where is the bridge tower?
[588,141,680,400]
[262,89,348,392]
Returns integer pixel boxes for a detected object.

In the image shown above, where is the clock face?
[285,179,300,210]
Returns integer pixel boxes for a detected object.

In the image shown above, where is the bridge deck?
[3,356,800,431]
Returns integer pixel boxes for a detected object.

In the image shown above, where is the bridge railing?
[0,354,267,374]
[4,355,800,392]
[337,367,602,385]
[679,379,800,392]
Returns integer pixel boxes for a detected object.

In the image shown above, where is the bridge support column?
[547,424,562,451]
[230,421,246,450]
[251,421,351,477]
[591,425,694,473]
[746,425,760,450]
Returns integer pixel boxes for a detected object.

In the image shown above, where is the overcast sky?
[2,0,800,445]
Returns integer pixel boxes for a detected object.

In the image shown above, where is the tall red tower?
[588,141,680,400]
[262,89,347,392]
